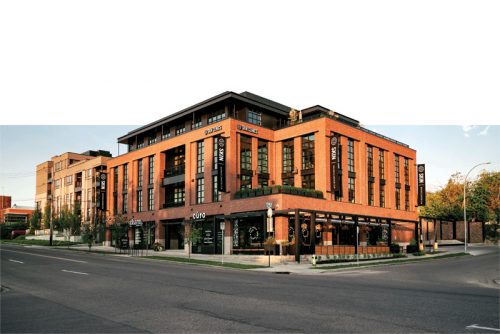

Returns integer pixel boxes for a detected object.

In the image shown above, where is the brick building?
[35,150,112,237]
[105,91,419,256]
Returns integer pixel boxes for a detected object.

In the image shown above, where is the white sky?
[1,0,499,126]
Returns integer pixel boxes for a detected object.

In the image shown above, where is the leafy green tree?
[29,207,42,234]
[42,203,51,230]
[81,223,95,251]
[185,223,203,260]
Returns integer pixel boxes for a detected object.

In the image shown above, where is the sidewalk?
[58,243,495,275]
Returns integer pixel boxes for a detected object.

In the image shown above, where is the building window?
[368,181,374,206]
[404,157,409,185]
[301,134,315,170]
[113,167,118,215]
[65,175,73,185]
[379,150,385,179]
[174,186,185,205]
[380,187,385,208]
[55,179,61,189]
[348,177,355,203]
[302,174,315,190]
[396,188,401,210]
[192,115,202,129]
[347,139,355,173]
[197,141,204,174]
[148,136,157,145]
[137,139,145,149]
[137,159,143,188]
[257,140,268,187]
[162,127,171,140]
[367,146,373,177]
[175,123,186,136]
[55,161,62,171]
[137,190,143,212]
[405,188,410,211]
[148,188,154,211]
[196,178,205,204]
[148,156,154,185]
[212,175,221,202]
[123,164,128,192]
[208,109,225,124]
[122,193,128,214]
[282,139,294,186]
[87,168,92,178]
[240,135,252,190]
[247,110,262,125]
[394,154,400,183]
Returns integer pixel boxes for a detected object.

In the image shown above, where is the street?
[1,244,499,333]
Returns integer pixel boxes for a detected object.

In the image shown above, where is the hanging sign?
[417,164,426,206]
[330,135,340,192]
[217,137,226,192]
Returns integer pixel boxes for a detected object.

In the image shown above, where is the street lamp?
[463,162,491,253]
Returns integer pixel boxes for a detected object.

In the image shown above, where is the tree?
[109,214,128,248]
[81,223,95,251]
[29,207,42,234]
[421,173,463,221]
[184,223,203,260]
[42,203,51,230]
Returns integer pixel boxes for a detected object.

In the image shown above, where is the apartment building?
[35,150,112,233]
[106,91,419,256]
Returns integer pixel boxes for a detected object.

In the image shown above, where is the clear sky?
[0,125,498,206]
[0,1,499,205]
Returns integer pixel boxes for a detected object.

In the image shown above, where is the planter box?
[406,245,419,253]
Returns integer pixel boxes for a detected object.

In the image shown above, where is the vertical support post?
[387,219,392,247]
[295,210,300,263]
[354,216,359,255]
[310,212,316,255]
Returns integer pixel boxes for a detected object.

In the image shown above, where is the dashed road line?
[61,269,89,275]
[466,324,500,332]
[1,249,87,263]
[8,259,24,264]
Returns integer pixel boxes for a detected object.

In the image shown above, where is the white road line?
[61,269,89,275]
[9,259,24,264]
[1,249,87,263]
[466,324,500,332]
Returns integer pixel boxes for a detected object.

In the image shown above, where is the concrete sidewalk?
[56,243,497,275]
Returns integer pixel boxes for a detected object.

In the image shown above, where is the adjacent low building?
[105,91,419,256]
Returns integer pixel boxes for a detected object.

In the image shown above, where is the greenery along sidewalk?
[144,256,268,270]
[0,238,77,247]
[313,252,470,270]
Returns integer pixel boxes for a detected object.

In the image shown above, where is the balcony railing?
[164,164,185,178]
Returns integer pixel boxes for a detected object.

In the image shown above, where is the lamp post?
[463,162,491,253]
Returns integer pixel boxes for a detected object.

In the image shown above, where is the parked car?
[11,230,26,239]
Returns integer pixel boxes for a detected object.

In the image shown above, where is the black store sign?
[330,135,340,193]
[217,137,226,192]
[98,173,107,211]
[417,164,426,206]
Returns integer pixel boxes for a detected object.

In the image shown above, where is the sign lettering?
[330,135,340,192]
[237,124,258,134]
[217,137,226,192]
[417,164,426,206]
[204,125,222,135]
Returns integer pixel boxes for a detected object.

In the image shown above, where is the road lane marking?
[9,259,24,264]
[1,249,87,263]
[61,270,89,275]
[466,324,500,332]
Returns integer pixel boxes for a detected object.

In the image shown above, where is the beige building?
[35,150,111,230]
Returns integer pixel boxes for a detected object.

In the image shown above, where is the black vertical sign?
[99,172,107,211]
[330,135,340,193]
[217,137,226,192]
[417,164,426,206]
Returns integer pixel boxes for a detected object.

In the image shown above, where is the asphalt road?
[1,244,498,333]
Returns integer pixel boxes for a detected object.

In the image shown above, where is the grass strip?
[312,252,470,270]
[145,256,267,269]
[1,239,77,247]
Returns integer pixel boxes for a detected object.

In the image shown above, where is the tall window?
[174,186,185,205]
[208,109,225,124]
[394,154,400,184]
[396,188,401,210]
[301,134,315,189]
[258,140,268,187]
[282,139,294,186]
[212,175,221,202]
[122,164,128,192]
[404,157,410,211]
[148,156,154,185]
[368,182,374,206]
[379,149,385,208]
[148,136,157,145]
[248,110,262,125]
[197,141,204,174]
[122,193,128,214]
[240,135,252,190]
[137,159,143,188]
[347,139,355,202]
[113,167,118,215]
[196,178,205,204]
[137,190,143,212]
[148,188,154,211]
[162,127,171,140]
[367,146,374,205]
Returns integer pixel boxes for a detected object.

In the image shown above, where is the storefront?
[163,220,185,250]
[191,214,225,255]
[232,212,267,254]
